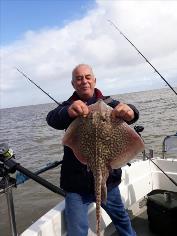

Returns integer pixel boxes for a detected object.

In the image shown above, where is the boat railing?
[162,132,177,159]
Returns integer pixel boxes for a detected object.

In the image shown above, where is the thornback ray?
[62,100,145,236]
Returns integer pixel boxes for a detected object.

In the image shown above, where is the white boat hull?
[20,158,177,236]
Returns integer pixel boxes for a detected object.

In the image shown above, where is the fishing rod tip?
[107,19,112,24]
[14,66,20,71]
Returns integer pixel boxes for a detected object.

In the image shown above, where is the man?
[46,64,139,236]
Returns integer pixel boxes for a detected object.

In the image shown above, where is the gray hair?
[72,64,94,81]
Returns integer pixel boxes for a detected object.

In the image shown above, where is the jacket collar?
[69,88,104,104]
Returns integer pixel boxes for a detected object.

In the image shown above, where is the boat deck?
[111,207,156,236]
[131,209,156,236]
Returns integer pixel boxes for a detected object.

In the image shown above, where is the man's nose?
[81,77,88,83]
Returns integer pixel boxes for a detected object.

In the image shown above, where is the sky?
[1,0,177,108]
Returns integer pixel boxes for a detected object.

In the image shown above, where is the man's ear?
[71,80,75,88]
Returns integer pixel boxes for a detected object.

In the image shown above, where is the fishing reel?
[0,143,17,177]
[0,143,18,193]
[134,125,144,137]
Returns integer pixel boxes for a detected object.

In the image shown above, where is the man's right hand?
[68,100,89,118]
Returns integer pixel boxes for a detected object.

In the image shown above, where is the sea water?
[0,87,176,235]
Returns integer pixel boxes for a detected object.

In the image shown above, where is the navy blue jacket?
[46,89,139,193]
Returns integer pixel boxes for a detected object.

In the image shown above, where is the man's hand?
[68,100,89,118]
[111,103,134,122]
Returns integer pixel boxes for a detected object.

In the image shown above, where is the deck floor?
[131,210,156,236]
[111,207,156,236]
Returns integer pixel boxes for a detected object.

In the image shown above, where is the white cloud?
[1,0,177,108]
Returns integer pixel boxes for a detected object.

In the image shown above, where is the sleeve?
[46,101,74,130]
[127,104,139,125]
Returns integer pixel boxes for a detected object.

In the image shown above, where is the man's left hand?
[111,103,134,122]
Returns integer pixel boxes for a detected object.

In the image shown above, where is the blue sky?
[1,0,177,108]
[1,0,95,45]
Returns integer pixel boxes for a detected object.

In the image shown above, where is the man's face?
[72,65,96,100]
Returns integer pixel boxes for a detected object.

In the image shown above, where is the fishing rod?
[108,19,177,186]
[135,127,177,188]
[108,20,177,96]
[0,143,65,236]
[146,153,177,188]
[16,67,61,105]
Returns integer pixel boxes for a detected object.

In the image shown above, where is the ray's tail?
[95,168,102,236]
